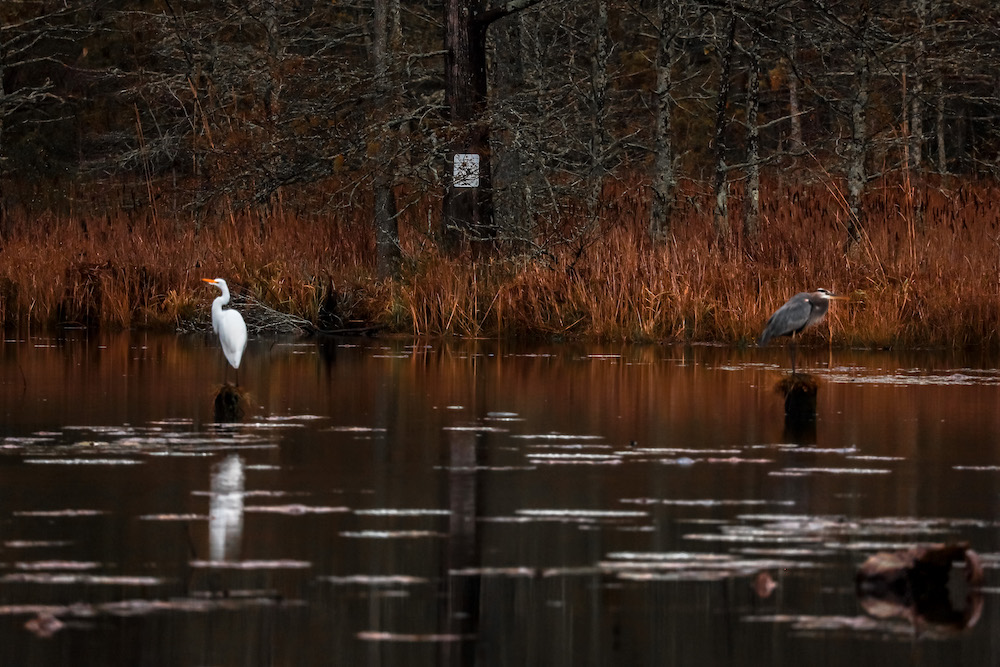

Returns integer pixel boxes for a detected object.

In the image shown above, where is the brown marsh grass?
[2,173,1000,348]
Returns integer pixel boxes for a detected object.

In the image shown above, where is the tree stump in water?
[776,372,819,421]
[214,383,247,422]
[856,542,983,633]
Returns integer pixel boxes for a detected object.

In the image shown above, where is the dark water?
[2,332,1000,665]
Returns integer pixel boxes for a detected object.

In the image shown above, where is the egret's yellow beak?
[202,278,216,285]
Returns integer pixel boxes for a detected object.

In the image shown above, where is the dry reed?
[3,173,1000,349]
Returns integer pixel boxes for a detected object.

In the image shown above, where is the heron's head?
[202,278,227,290]
[814,288,847,300]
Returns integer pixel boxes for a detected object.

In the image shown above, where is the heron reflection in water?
[758,288,846,373]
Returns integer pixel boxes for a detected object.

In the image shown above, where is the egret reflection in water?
[209,454,245,561]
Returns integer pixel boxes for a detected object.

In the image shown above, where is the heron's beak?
[201,278,215,285]
[830,294,849,301]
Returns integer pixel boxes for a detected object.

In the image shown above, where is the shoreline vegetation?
[6,2,1000,354]
[3,174,999,350]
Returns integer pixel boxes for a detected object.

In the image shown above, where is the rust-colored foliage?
[3,173,1000,348]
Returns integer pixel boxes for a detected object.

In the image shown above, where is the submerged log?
[775,372,818,420]
[856,542,983,633]
[214,383,248,422]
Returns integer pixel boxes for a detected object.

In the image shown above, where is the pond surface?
[2,332,1000,665]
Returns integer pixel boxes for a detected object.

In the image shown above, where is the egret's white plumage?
[203,278,247,372]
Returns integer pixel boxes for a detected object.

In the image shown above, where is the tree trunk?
[373,0,402,278]
[0,54,5,239]
[909,0,927,231]
[711,10,736,250]
[932,3,947,174]
[490,15,530,247]
[650,0,677,240]
[846,2,870,253]
[786,10,804,156]
[261,1,281,123]
[935,79,947,174]
[787,71,804,154]
[442,0,494,254]
[743,21,761,243]
[441,0,546,254]
[587,0,609,218]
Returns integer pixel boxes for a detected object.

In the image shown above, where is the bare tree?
[0,1,80,234]
[490,12,541,250]
[906,0,928,231]
[374,0,402,279]
[587,0,610,218]
[12,0,1000,269]
[711,6,737,250]
[845,1,870,253]
[441,0,546,254]
[650,0,679,240]
[743,12,761,243]
[785,34,804,156]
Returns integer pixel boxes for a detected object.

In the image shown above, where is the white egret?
[203,278,248,384]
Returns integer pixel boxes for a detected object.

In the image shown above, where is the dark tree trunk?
[587,0,609,218]
[909,0,928,231]
[374,0,402,278]
[785,9,803,156]
[491,15,531,247]
[935,79,947,174]
[441,0,545,255]
[846,2,870,253]
[743,22,761,243]
[442,0,494,254]
[649,0,677,240]
[0,55,5,239]
[649,0,678,239]
[711,10,736,250]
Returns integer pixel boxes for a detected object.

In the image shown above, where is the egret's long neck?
[211,286,230,332]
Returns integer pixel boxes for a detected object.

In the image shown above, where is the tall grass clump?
[389,174,1000,348]
[0,204,378,331]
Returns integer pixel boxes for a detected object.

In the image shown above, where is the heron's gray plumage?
[758,288,836,346]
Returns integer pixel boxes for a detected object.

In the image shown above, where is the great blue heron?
[759,288,845,373]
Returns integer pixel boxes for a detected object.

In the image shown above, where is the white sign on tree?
[453,154,480,188]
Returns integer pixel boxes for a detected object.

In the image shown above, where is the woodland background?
[2,0,1000,347]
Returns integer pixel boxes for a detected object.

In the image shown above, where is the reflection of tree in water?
[442,429,481,664]
[210,454,245,562]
